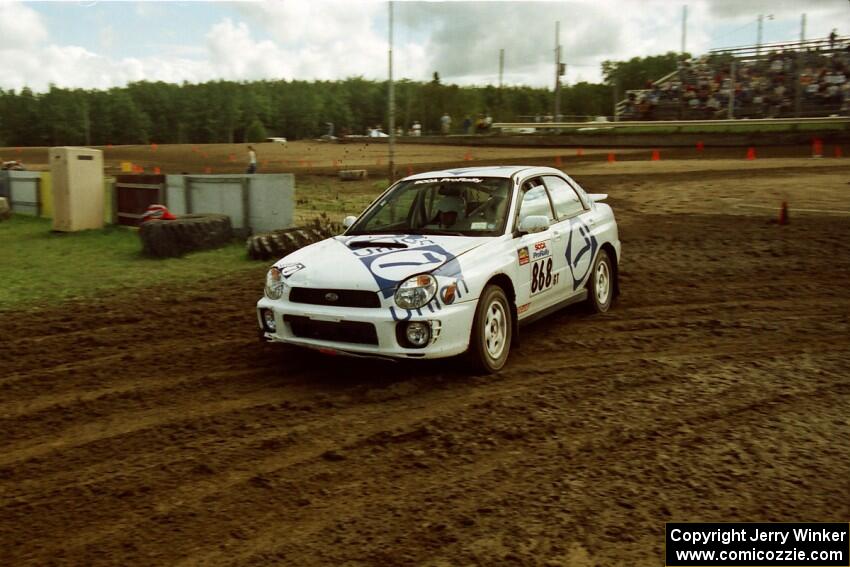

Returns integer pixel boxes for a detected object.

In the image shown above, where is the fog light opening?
[405,321,431,347]
[261,309,277,332]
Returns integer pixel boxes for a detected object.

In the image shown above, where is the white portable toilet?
[50,147,104,231]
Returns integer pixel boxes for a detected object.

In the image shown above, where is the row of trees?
[0,54,680,147]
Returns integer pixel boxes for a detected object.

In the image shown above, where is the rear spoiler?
[588,193,608,202]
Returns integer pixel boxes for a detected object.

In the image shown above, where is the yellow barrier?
[38,172,116,224]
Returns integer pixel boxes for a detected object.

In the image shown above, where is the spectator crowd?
[621,36,850,120]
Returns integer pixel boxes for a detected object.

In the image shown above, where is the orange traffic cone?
[153,166,161,174]
[778,201,789,225]
[463,150,472,161]
[651,149,660,161]
[746,147,756,160]
[576,148,584,157]
[607,152,616,163]
[150,143,158,152]
[554,155,563,167]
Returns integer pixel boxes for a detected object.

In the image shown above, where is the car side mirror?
[518,215,550,234]
[343,215,357,229]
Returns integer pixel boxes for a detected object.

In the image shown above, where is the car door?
[512,177,561,316]
[542,175,596,298]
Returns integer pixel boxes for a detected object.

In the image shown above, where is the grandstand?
[618,35,850,121]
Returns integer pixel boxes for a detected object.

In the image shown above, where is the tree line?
[0,54,679,147]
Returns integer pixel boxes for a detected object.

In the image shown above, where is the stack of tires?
[140,214,233,258]
[246,219,343,261]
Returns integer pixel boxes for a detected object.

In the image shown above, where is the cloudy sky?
[0,0,848,92]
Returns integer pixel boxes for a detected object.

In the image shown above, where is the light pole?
[387,1,395,182]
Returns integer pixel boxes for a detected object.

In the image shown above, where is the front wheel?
[467,285,512,374]
[587,249,614,313]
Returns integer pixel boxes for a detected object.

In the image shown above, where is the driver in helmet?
[433,194,466,229]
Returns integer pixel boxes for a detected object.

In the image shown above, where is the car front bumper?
[256,295,477,360]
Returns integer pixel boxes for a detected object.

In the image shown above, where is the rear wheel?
[467,285,512,374]
[587,249,613,313]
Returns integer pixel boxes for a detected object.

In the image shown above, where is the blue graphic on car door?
[564,218,598,290]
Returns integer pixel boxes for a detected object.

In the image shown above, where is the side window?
[518,179,554,224]
[543,176,585,220]
[564,176,591,209]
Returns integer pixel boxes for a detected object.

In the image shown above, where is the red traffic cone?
[696,140,705,152]
[607,152,616,163]
[746,147,756,160]
[554,155,563,167]
[778,201,789,225]
[835,146,844,158]
[651,149,660,161]
[576,148,584,157]
[812,138,823,158]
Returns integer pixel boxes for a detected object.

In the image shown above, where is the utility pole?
[387,1,395,182]
[613,78,619,122]
[554,21,561,121]
[499,48,504,89]
[681,5,687,55]
[800,13,806,43]
[728,59,736,119]
[757,14,763,56]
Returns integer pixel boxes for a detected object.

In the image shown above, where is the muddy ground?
[1,159,849,566]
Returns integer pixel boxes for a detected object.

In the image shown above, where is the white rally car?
[257,166,620,373]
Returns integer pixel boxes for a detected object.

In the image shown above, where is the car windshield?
[347,177,512,236]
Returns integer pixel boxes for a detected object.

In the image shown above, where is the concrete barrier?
[165,174,294,234]
[0,171,42,216]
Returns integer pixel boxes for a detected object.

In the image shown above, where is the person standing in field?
[246,145,257,174]
[440,112,452,135]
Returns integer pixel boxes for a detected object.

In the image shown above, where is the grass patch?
[0,215,255,309]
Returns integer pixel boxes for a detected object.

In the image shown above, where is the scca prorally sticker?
[532,240,551,261]
[517,247,529,266]
[413,177,482,184]
[272,262,305,278]
[565,217,598,290]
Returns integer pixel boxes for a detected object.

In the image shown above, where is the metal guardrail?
[708,36,848,59]
[493,116,850,130]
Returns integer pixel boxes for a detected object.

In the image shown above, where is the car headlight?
[394,274,437,310]
[265,267,286,300]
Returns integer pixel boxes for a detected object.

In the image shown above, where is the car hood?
[274,234,492,296]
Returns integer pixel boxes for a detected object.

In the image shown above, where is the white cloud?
[0,0,846,92]
[0,1,47,49]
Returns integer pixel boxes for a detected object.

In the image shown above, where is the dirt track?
[2,160,850,566]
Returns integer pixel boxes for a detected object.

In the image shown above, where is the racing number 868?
[531,258,557,293]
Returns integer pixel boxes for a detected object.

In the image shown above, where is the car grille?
[288,287,381,308]
[284,315,379,346]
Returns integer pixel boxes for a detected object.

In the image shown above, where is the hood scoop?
[347,240,409,249]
